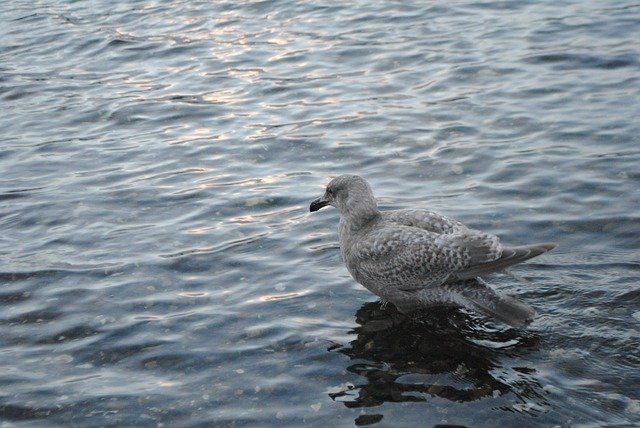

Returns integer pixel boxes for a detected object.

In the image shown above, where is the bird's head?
[309,175,379,223]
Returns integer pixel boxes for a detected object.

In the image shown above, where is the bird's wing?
[450,242,557,281]
[351,225,502,290]
[382,209,465,234]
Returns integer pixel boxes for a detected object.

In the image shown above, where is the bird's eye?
[327,188,333,196]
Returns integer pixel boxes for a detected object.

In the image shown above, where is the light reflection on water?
[1,0,639,426]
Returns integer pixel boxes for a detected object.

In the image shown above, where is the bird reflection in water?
[328,295,549,424]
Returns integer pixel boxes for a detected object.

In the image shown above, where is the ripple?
[523,53,639,69]
[159,231,270,258]
[1,0,639,425]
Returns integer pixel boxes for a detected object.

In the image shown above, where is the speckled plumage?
[309,175,557,327]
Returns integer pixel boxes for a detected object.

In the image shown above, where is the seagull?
[309,174,556,327]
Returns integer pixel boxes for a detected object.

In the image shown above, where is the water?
[1,0,639,426]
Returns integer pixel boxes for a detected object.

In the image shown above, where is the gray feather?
[444,280,537,327]
[309,175,556,327]
[452,243,557,281]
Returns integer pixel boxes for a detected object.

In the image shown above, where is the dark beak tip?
[309,199,327,212]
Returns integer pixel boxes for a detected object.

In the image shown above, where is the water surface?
[1,0,639,426]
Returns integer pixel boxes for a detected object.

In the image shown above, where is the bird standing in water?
[309,175,556,327]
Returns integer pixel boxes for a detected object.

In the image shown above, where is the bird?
[309,174,556,327]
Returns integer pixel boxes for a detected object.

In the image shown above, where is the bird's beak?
[310,197,329,212]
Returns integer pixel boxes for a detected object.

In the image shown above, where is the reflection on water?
[332,302,547,425]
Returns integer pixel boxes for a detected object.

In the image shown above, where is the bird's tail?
[443,280,536,327]
[404,279,537,327]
